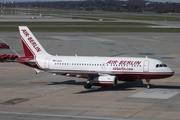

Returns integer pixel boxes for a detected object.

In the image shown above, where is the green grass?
[0,22,155,26]
[5,7,180,21]
[71,14,180,21]
[0,26,180,32]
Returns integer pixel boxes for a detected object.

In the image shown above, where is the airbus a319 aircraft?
[16,26,174,89]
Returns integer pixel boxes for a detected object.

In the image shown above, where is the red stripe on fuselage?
[116,72,174,79]
[48,69,174,79]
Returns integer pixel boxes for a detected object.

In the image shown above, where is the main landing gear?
[84,81,92,89]
[146,79,151,89]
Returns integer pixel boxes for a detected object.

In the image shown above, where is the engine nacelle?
[93,76,118,87]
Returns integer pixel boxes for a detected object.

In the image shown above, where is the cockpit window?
[156,64,167,68]
[163,64,167,67]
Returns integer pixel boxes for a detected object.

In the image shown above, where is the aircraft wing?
[47,70,114,77]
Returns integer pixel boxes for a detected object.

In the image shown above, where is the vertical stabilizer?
[19,26,48,57]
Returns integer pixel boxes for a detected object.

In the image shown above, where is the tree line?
[5,0,180,13]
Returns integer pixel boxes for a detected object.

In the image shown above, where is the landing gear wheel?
[84,83,92,89]
[147,84,151,89]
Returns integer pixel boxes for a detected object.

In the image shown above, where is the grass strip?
[0,22,155,26]
[0,27,180,32]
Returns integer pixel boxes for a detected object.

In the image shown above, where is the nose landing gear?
[146,79,151,89]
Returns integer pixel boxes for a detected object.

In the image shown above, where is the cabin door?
[143,60,149,72]
[44,58,50,69]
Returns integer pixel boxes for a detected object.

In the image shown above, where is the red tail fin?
[19,26,49,57]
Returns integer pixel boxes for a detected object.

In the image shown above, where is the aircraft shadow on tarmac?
[47,79,180,93]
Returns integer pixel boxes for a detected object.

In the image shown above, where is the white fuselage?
[35,55,174,80]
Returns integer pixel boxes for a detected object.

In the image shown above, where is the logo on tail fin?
[21,29,41,52]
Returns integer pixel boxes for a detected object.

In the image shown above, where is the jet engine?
[93,76,118,87]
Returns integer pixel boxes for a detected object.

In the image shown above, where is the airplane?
[16,26,174,89]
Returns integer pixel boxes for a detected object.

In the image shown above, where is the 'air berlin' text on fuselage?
[22,29,41,52]
[107,60,141,65]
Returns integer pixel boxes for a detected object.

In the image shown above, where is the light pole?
[1,0,3,18]
[11,1,14,15]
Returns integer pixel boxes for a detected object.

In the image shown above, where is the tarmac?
[0,13,180,120]
[0,31,180,120]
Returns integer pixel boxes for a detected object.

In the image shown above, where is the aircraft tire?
[84,83,92,89]
[147,84,151,89]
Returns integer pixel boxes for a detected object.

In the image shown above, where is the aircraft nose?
[168,67,174,76]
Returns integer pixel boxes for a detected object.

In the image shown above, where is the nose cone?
[167,67,174,77]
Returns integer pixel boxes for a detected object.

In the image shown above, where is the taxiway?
[0,32,180,120]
